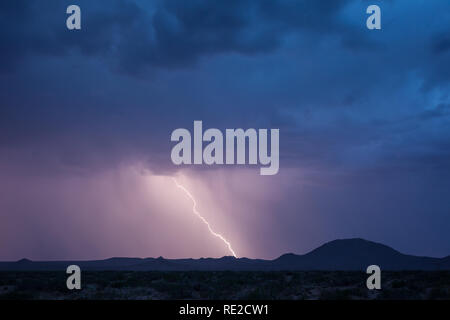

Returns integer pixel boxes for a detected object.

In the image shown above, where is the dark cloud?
[432,34,450,55]
[1,0,450,175]
[0,0,357,74]
[419,103,450,120]
[0,0,142,72]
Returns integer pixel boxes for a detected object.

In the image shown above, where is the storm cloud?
[1,0,450,259]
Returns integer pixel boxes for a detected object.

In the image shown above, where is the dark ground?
[0,271,449,300]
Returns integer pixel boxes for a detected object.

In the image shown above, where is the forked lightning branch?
[173,178,238,258]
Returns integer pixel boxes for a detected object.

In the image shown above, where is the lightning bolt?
[172,177,238,258]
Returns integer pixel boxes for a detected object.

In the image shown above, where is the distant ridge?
[1,238,449,271]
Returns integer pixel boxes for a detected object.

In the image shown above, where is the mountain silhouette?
[1,238,449,271]
[273,238,449,270]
